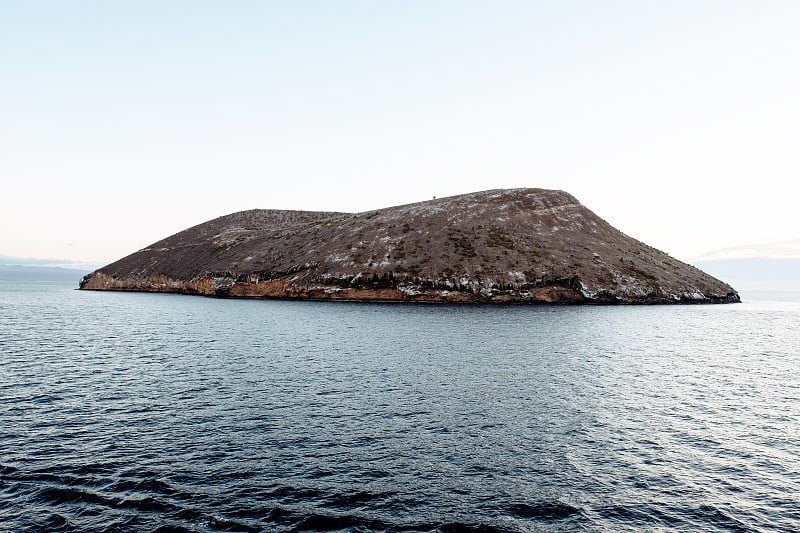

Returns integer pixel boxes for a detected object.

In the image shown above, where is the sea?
[1,280,799,532]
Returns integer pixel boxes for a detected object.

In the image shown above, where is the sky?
[2,1,799,267]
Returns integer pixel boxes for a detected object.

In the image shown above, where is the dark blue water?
[2,282,799,532]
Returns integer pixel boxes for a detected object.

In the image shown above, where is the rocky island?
[80,188,739,304]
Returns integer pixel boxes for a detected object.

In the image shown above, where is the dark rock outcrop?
[80,188,739,304]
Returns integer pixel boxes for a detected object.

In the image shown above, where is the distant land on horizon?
[80,188,739,304]
[693,258,800,292]
[689,237,800,293]
[0,264,90,283]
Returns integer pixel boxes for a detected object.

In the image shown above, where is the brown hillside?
[80,188,739,304]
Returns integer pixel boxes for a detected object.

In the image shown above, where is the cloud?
[690,238,800,261]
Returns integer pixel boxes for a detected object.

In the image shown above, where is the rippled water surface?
[2,282,799,532]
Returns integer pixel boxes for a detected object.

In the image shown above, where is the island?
[79,188,740,304]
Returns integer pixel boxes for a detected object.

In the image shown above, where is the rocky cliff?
[80,188,739,304]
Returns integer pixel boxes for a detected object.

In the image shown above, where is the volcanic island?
[79,188,739,304]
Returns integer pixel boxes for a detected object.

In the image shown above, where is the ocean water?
[1,281,799,532]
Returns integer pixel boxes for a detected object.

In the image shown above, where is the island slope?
[80,188,739,304]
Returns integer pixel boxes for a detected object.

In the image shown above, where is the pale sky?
[2,1,799,267]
